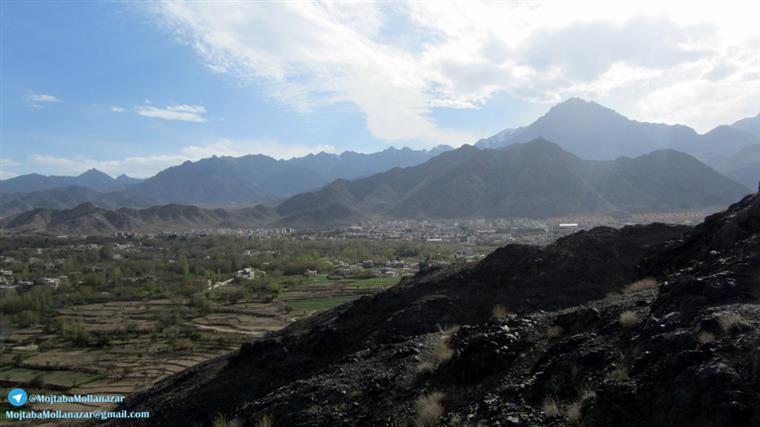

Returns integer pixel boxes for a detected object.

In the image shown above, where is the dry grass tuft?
[623,277,657,294]
[416,328,457,375]
[492,304,509,319]
[565,386,596,425]
[579,386,597,401]
[619,310,640,329]
[546,325,563,339]
[718,312,751,335]
[697,330,716,344]
[609,357,629,382]
[414,392,445,427]
[565,400,583,424]
[542,397,560,418]
[255,414,274,427]
[211,413,241,427]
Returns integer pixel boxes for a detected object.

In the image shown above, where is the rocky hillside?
[108,193,760,426]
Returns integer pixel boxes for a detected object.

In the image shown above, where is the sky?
[1,0,759,179]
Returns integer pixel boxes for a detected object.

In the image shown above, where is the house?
[39,277,63,289]
[235,267,256,280]
[386,260,405,268]
[235,268,266,280]
[362,260,374,268]
[304,269,318,277]
[378,268,398,278]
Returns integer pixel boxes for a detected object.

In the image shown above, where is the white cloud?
[148,0,760,135]
[29,139,336,178]
[134,103,207,122]
[110,105,126,113]
[0,158,19,180]
[26,93,61,108]
[181,138,335,160]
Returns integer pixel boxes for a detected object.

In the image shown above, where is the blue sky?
[2,1,759,178]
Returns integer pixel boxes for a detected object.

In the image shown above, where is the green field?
[0,366,101,388]
[288,274,399,289]
[286,295,361,312]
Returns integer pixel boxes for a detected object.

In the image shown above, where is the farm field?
[0,274,397,424]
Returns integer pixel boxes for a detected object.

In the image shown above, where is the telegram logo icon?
[8,388,28,406]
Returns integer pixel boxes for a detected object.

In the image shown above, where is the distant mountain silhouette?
[715,114,760,188]
[732,113,760,138]
[714,143,760,189]
[288,145,453,182]
[0,202,275,234]
[4,140,748,231]
[0,169,142,194]
[475,98,760,165]
[0,147,452,213]
[0,185,153,218]
[124,146,452,205]
[279,139,749,222]
[124,155,323,204]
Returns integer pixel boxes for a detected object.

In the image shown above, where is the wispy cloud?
[25,93,61,108]
[110,105,126,113]
[149,1,760,134]
[0,158,20,180]
[134,103,207,122]
[29,138,336,178]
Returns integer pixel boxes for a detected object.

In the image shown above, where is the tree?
[99,244,113,261]
[179,254,190,280]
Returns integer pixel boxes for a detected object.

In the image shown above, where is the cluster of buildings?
[324,259,419,279]
[288,219,567,246]
[0,267,68,296]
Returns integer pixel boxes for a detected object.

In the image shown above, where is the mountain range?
[2,139,750,233]
[2,98,758,217]
[0,185,153,218]
[0,202,275,234]
[0,146,452,210]
[732,113,760,137]
[277,139,748,221]
[0,169,142,194]
[475,98,760,168]
[122,145,452,205]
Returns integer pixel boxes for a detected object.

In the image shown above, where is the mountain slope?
[714,143,760,189]
[124,147,452,205]
[0,186,153,218]
[0,147,450,206]
[278,139,749,221]
[475,98,760,164]
[124,155,322,204]
[0,169,142,194]
[732,113,760,138]
[0,202,276,234]
[288,145,453,182]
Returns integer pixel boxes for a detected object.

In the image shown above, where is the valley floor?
[0,276,396,426]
